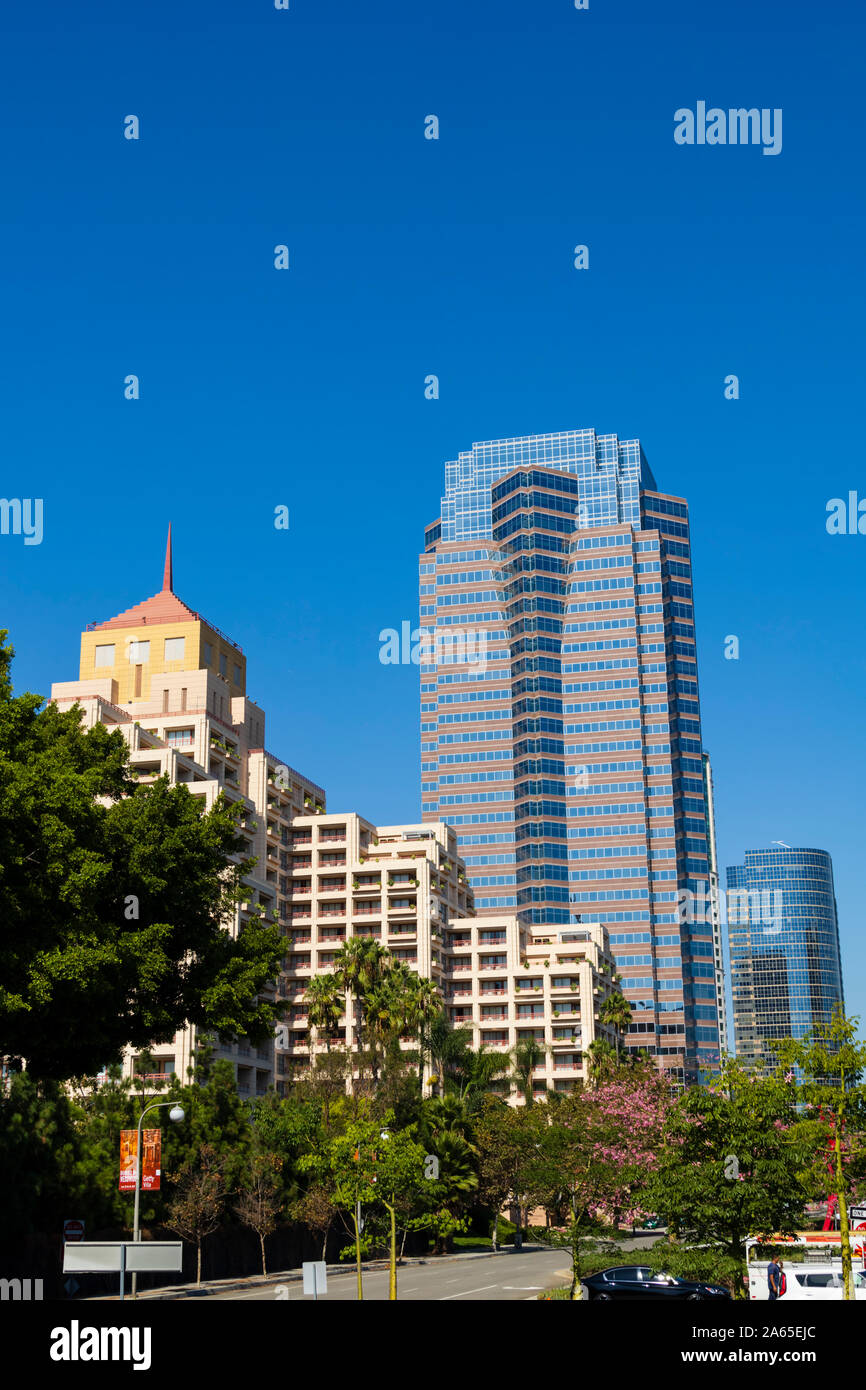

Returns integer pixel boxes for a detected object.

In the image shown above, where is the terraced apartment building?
[50,530,619,1101]
[280,812,618,1097]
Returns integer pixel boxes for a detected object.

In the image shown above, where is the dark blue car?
[583,1266,730,1301]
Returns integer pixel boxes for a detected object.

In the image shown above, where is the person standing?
[767,1255,781,1300]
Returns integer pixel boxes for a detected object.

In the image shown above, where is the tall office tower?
[419,429,724,1084]
[727,847,845,1072]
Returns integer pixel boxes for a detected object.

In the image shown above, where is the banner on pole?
[119,1129,161,1191]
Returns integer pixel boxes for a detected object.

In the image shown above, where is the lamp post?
[131,1099,184,1298]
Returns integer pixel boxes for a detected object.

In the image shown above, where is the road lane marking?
[439,1284,498,1300]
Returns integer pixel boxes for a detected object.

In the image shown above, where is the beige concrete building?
[51,530,325,1097]
[280,813,620,1100]
[51,532,621,1103]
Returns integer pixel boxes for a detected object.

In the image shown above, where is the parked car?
[748,1262,866,1301]
[583,1266,730,1301]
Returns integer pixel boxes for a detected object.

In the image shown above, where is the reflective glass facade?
[727,847,844,1071]
[420,429,724,1085]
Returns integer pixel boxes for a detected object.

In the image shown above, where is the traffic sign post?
[302,1261,327,1300]
[849,1206,866,1267]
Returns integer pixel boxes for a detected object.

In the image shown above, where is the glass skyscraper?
[419,429,724,1085]
[727,847,844,1071]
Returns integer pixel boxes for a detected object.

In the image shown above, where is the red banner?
[119,1129,161,1191]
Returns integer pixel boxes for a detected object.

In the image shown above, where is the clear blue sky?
[1,0,863,1029]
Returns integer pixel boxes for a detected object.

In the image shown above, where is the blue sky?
[1,0,863,1030]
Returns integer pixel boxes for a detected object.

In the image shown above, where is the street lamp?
[131,1099,184,1298]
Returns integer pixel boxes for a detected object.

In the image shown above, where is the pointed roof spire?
[162,523,173,593]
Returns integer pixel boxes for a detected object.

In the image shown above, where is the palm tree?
[427,1010,472,1097]
[364,962,416,1077]
[511,1036,547,1106]
[584,1036,617,1085]
[403,974,442,1094]
[420,1093,474,1145]
[334,937,393,1087]
[455,1045,511,1109]
[422,1128,480,1254]
[305,974,344,1052]
[600,989,632,1062]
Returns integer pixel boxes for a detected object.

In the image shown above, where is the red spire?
[162,523,173,592]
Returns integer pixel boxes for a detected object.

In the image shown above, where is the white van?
[748,1262,866,1300]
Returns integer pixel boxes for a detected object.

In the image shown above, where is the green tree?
[374,1124,428,1296]
[0,633,284,1079]
[645,1059,809,1299]
[776,1007,866,1301]
[474,1098,539,1251]
[0,1071,90,1247]
[327,1117,386,1300]
[418,1127,479,1254]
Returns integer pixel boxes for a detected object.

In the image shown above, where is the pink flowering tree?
[526,1072,672,1299]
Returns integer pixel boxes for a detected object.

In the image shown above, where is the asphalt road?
[202,1249,573,1302]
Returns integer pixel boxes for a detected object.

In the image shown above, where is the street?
[196,1249,573,1302]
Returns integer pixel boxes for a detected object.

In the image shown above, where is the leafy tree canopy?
[0,632,284,1078]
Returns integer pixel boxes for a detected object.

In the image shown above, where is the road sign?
[62,1241,184,1302]
[302,1261,327,1299]
[63,1220,85,1243]
[849,1206,866,1221]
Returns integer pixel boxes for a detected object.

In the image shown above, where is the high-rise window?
[165,637,185,661]
[94,644,115,667]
